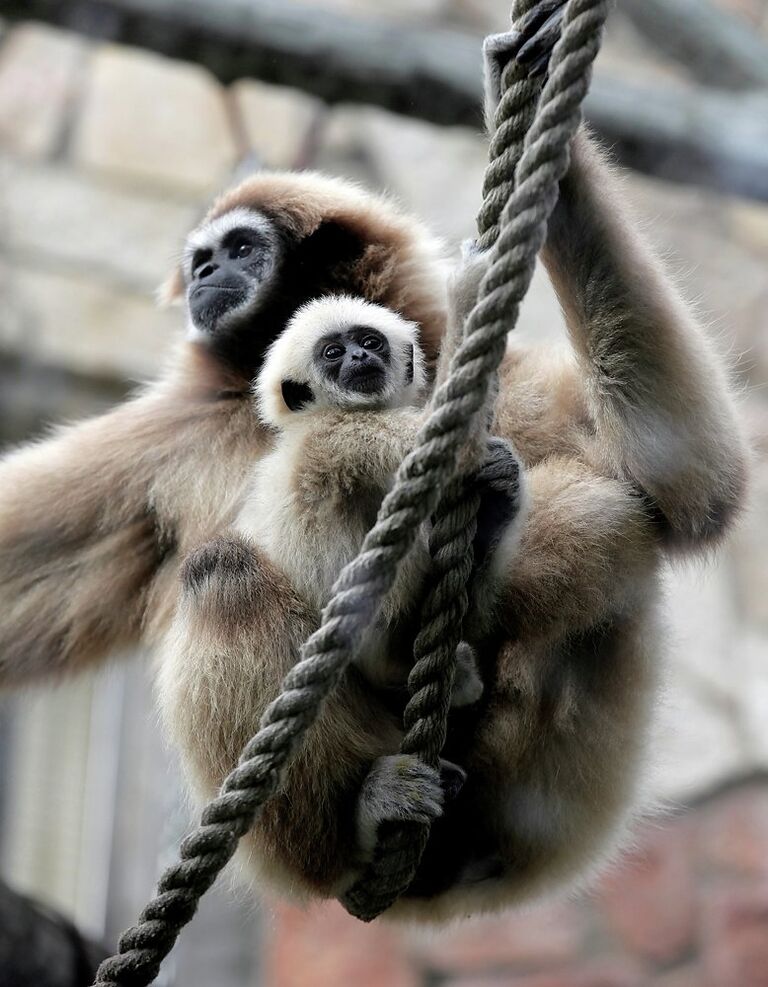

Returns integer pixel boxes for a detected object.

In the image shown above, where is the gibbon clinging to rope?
[159,13,748,920]
[0,3,747,921]
[162,295,525,881]
[233,294,517,707]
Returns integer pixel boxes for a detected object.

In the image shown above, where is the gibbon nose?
[350,346,369,361]
[197,262,219,280]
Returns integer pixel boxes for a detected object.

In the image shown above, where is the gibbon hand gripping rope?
[93,2,611,983]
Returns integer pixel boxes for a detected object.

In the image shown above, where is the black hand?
[472,437,523,567]
[439,759,467,802]
[517,1,568,79]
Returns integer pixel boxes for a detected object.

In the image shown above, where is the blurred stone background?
[0,1,766,985]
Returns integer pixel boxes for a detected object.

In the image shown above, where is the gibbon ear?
[405,344,415,386]
[281,380,315,413]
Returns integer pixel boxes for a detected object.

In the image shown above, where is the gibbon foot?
[355,754,465,858]
[473,437,524,567]
[452,642,484,708]
[180,536,255,592]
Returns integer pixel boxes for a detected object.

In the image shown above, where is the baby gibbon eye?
[361,335,383,351]
[323,344,345,361]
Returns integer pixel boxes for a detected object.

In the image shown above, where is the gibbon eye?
[232,240,254,260]
[323,344,344,361]
[362,335,382,351]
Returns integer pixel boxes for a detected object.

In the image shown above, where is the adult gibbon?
[158,18,748,919]
[0,173,448,685]
[0,2,748,922]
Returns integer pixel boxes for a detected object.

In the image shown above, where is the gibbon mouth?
[346,370,386,394]
[189,283,250,334]
[191,284,241,296]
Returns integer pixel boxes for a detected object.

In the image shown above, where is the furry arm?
[541,130,748,550]
[443,127,748,553]
[0,399,166,685]
[0,385,263,687]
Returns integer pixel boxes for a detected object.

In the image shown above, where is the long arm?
[479,11,747,552]
[541,130,748,550]
[0,399,168,686]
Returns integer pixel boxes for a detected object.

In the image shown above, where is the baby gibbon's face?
[315,326,392,397]
[255,295,426,425]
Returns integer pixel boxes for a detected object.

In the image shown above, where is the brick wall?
[266,780,768,987]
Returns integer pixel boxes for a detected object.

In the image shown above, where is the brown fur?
[161,486,412,896]
[159,131,748,921]
[0,172,447,687]
[164,171,448,372]
[0,136,748,921]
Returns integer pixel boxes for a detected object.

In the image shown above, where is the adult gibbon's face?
[181,205,365,379]
[315,326,392,396]
[167,170,450,385]
[184,208,284,338]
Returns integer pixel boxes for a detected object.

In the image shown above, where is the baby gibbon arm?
[0,398,173,687]
[541,129,748,551]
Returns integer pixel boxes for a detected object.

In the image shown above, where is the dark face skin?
[315,327,392,396]
[188,225,276,335]
[186,218,364,383]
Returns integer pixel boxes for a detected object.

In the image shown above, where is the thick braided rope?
[339,0,547,922]
[92,4,610,983]
[478,0,544,250]
[339,477,480,921]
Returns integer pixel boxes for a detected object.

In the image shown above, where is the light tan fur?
[0,171,448,687]
[159,130,748,921]
[0,126,748,920]
[159,377,434,893]
[239,295,429,621]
